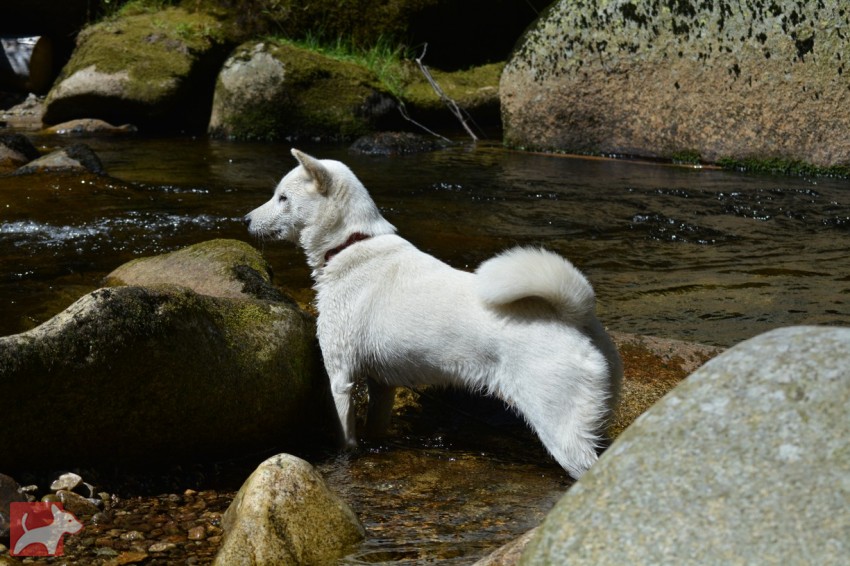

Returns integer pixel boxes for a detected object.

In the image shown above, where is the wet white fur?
[246,149,622,479]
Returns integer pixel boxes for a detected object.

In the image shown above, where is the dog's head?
[245,149,395,268]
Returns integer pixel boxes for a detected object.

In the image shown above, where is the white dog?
[246,149,622,478]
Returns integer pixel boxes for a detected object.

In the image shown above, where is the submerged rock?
[42,118,138,135]
[502,0,850,167]
[0,239,325,471]
[521,326,850,564]
[208,41,395,141]
[213,453,364,565]
[349,131,449,155]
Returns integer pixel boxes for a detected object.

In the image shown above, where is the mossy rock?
[209,41,396,141]
[43,7,232,131]
[0,284,325,472]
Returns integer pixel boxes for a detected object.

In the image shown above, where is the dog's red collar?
[324,232,371,264]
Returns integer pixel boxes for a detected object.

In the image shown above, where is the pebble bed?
[1,486,234,565]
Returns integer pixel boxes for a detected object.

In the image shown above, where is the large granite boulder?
[42,7,231,131]
[208,41,395,141]
[502,1,850,168]
[0,240,324,472]
[521,326,850,564]
[213,453,365,565]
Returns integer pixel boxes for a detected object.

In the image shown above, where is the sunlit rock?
[42,7,230,131]
[521,326,850,564]
[213,453,364,566]
[502,0,850,168]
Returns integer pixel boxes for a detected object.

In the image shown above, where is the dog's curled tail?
[475,247,595,322]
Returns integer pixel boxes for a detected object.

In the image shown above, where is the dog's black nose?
[243,215,252,228]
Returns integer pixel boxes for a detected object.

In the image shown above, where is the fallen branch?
[414,44,479,141]
[397,101,452,143]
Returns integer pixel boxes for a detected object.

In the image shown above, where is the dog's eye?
[278,194,288,203]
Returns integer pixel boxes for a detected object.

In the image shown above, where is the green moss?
[717,156,850,178]
[670,149,702,165]
[401,62,504,109]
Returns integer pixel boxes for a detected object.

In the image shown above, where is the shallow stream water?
[2,136,849,563]
[2,136,848,344]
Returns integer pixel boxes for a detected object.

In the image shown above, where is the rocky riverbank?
[0,328,723,564]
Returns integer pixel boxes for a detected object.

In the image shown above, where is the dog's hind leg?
[365,379,396,439]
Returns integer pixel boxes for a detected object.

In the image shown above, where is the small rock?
[148,542,177,553]
[51,471,83,492]
[187,525,206,540]
[57,490,101,517]
[113,550,148,564]
[13,142,104,175]
[120,530,145,541]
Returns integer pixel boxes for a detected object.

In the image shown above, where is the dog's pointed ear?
[291,148,330,194]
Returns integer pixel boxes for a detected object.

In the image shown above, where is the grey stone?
[521,326,850,564]
[213,453,365,566]
[502,1,850,167]
[50,472,83,492]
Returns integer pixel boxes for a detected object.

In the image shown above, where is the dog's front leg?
[329,370,358,449]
